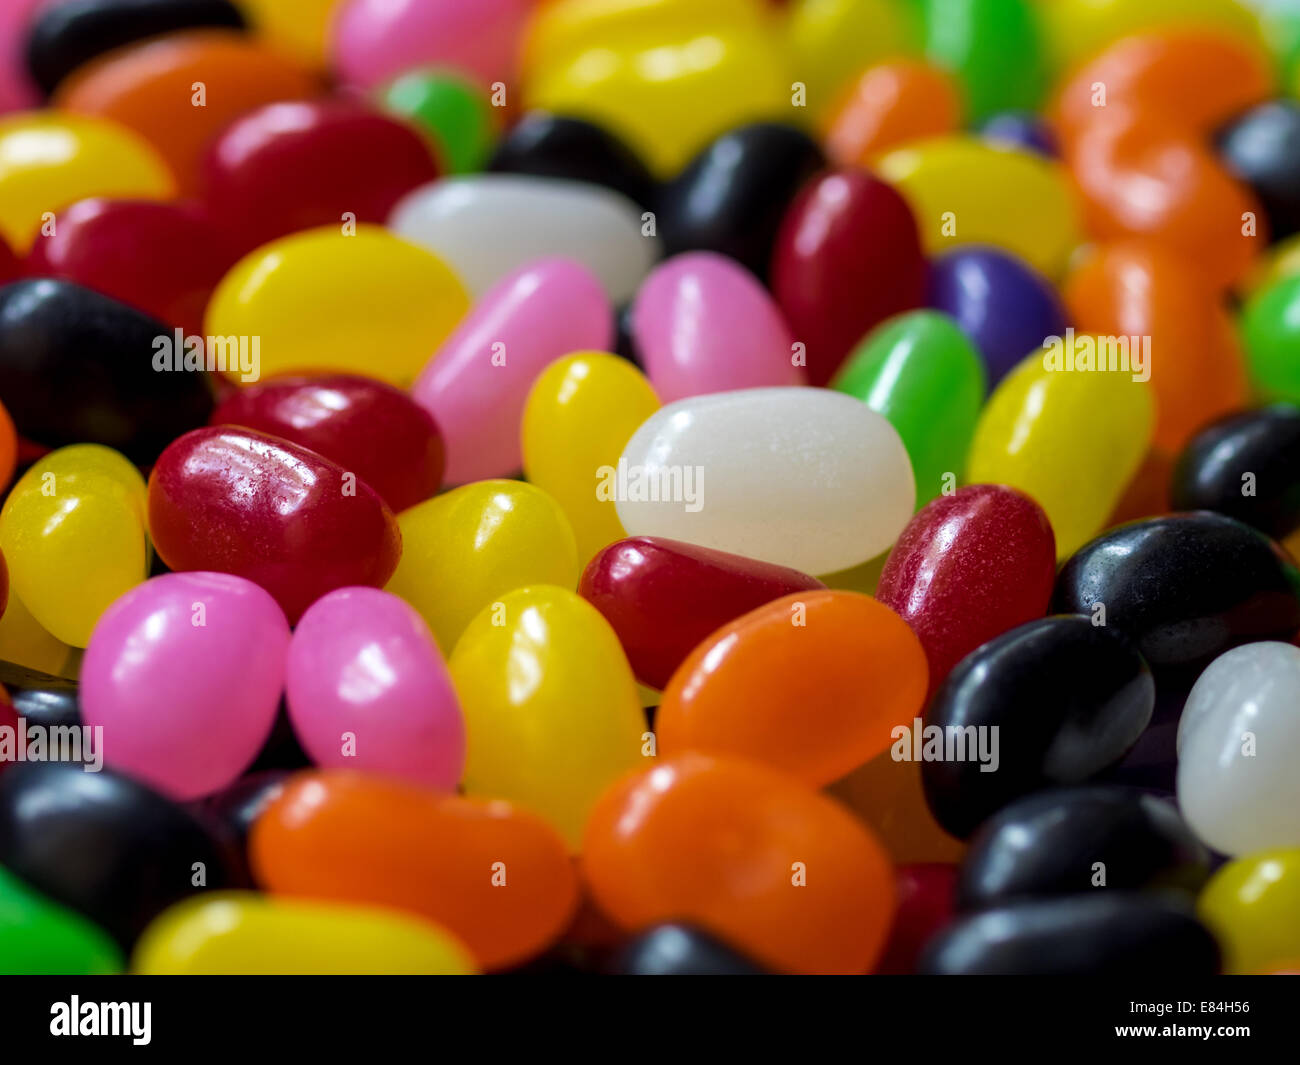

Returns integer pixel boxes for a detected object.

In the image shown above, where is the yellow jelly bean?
[521,352,660,565]
[132,893,478,974]
[204,225,469,387]
[386,480,579,654]
[449,584,647,848]
[0,592,77,679]
[1198,848,1300,974]
[233,0,341,66]
[1244,231,1300,294]
[876,135,1082,277]
[965,345,1154,558]
[0,112,174,252]
[0,445,148,648]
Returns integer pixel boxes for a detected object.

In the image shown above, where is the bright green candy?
[832,310,986,507]
[0,866,123,974]
[921,0,1046,121]
[381,71,495,174]
[1241,274,1300,403]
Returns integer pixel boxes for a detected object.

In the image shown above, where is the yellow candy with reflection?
[0,593,78,679]
[1198,848,1300,974]
[233,0,341,65]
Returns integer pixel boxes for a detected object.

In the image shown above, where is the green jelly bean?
[381,70,495,174]
[0,865,123,974]
[1242,274,1300,403]
[832,310,986,507]
[922,0,1047,121]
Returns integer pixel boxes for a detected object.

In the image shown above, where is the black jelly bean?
[198,769,292,846]
[1216,101,1300,241]
[609,924,767,975]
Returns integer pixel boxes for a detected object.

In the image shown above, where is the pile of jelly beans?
[1,0,1300,978]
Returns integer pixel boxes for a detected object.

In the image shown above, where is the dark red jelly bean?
[0,233,21,283]
[875,863,958,975]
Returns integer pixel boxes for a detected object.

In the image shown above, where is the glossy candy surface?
[876,864,958,975]
[0,865,123,975]
[1216,101,1300,242]
[920,0,1045,122]
[148,427,402,623]
[383,70,496,177]
[824,60,962,165]
[1242,275,1300,403]
[609,923,766,976]
[583,753,896,975]
[658,591,928,786]
[251,770,577,970]
[876,485,1056,693]
[1199,848,1300,974]
[923,616,1155,839]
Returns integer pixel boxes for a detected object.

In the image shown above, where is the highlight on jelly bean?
[0,0,1299,1026]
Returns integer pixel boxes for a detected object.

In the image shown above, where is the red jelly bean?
[210,374,444,514]
[578,536,825,691]
[0,234,21,284]
[877,485,1057,695]
[771,168,926,386]
[876,863,958,974]
[202,99,441,254]
[25,199,241,336]
[148,426,401,622]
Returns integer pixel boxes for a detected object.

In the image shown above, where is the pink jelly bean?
[631,251,806,402]
[0,0,44,113]
[285,586,465,790]
[331,0,531,91]
[412,256,613,484]
[80,572,290,801]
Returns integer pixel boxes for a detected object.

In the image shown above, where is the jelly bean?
[80,572,289,800]
[331,0,530,91]
[770,168,925,385]
[609,924,766,976]
[1217,102,1300,243]
[957,787,1209,910]
[387,480,579,653]
[390,175,656,304]
[1055,512,1300,675]
[616,388,915,574]
[876,135,1080,277]
[383,70,496,176]
[1066,110,1263,290]
[133,892,477,975]
[148,427,402,623]
[0,594,77,679]
[658,590,927,786]
[579,536,825,691]
[25,0,247,96]
[978,111,1057,157]
[233,0,338,66]
[831,311,986,504]
[449,585,644,847]
[7,683,81,740]
[657,123,825,279]
[210,374,444,514]
[26,198,242,337]
[1176,642,1300,856]
[285,587,463,790]
[250,770,578,969]
[204,225,468,386]
[919,894,1220,975]
[0,865,123,975]
[632,252,805,403]
[823,60,963,165]
[1199,848,1300,974]
[0,762,244,947]
[583,752,896,975]
[1170,405,1300,539]
[920,0,1045,121]
[926,245,1069,388]
[0,112,174,251]
[487,113,657,210]
[0,445,148,648]
[55,30,322,195]
[965,348,1154,558]
[875,863,957,975]
[521,353,660,563]
[0,0,43,112]
[411,258,613,483]
[200,769,289,847]
[0,397,14,489]
[1063,242,1250,454]
[923,617,1155,838]
[1241,274,1300,403]
[877,485,1057,693]
[0,233,20,284]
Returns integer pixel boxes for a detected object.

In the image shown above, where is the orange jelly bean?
[582,753,896,974]
[656,590,927,787]
[55,30,322,194]
[0,399,15,491]
[250,770,579,971]
[1063,241,1251,454]
[823,60,963,165]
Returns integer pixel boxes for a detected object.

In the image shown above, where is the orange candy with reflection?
[823,60,963,165]
[0,399,15,492]
[250,770,579,971]
[582,753,896,974]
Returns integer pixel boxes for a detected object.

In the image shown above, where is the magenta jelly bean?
[285,586,464,790]
[80,572,290,801]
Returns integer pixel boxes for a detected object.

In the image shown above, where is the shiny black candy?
[0,279,215,464]
[922,616,1154,839]
[1216,101,1300,240]
[956,786,1210,910]
[609,923,766,975]
[199,769,291,845]
[1170,405,1300,539]
[919,894,1221,975]
[658,123,826,278]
